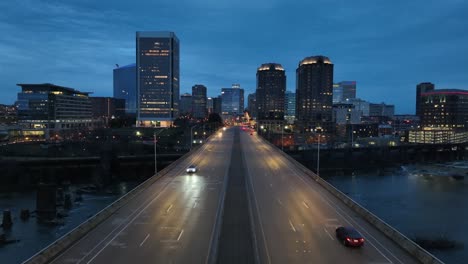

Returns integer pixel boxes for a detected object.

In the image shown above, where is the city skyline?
[1,1,468,114]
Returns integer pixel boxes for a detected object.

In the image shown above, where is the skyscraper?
[416,82,435,117]
[136,31,179,127]
[296,56,334,131]
[179,93,192,115]
[113,63,136,115]
[213,96,222,115]
[221,84,244,119]
[256,63,286,120]
[192,84,207,119]
[333,81,356,103]
[284,91,296,124]
[247,93,257,118]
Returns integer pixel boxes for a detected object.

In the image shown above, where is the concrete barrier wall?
[261,137,444,264]
[23,135,215,264]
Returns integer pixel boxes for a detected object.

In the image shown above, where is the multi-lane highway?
[49,128,234,264]
[242,129,419,264]
[42,126,422,264]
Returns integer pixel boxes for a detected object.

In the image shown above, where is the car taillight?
[346,238,352,242]
[360,238,364,242]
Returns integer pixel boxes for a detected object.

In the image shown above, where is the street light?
[282,125,289,151]
[190,125,199,150]
[154,127,168,176]
[316,126,323,177]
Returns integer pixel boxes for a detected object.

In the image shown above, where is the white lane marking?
[285,161,395,263]
[66,145,209,264]
[324,228,334,241]
[83,145,215,264]
[166,204,173,213]
[319,195,394,264]
[302,201,310,209]
[288,219,297,232]
[177,229,184,241]
[193,201,198,208]
[86,192,174,263]
[274,148,404,264]
[139,234,150,247]
[244,145,272,264]
[276,198,283,206]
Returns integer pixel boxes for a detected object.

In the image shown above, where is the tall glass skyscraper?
[136,31,179,127]
[256,63,286,120]
[113,63,136,115]
[192,84,207,119]
[333,81,356,103]
[221,84,244,119]
[284,91,296,124]
[296,55,334,131]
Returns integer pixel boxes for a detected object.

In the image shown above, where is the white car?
[186,165,197,173]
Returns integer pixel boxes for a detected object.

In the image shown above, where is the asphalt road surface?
[242,128,420,264]
[49,128,233,264]
[45,126,422,264]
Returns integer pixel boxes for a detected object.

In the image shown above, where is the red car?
[336,226,365,247]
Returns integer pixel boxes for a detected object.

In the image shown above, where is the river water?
[322,161,468,264]
[0,182,138,264]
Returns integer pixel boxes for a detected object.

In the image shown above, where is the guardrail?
[22,132,217,264]
[259,135,444,264]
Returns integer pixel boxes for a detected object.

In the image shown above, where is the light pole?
[316,127,322,177]
[154,127,168,176]
[282,125,289,151]
[190,125,199,150]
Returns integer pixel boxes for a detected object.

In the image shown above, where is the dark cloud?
[0,0,467,114]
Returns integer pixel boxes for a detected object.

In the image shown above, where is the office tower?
[284,91,296,118]
[347,98,370,116]
[192,84,207,119]
[256,63,286,120]
[247,93,257,118]
[221,84,244,119]
[420,89,468,129]
[296,55,334,131]
[113,63,136,115]
[16,83,92,132]
[416,82,435,117]
[207,97,214,114]
[136,31,179,127]
[333,81,356,103]
[332,103,361,124]
[213,96,222,115]
[369,103,395,118]
[179,93,192,115]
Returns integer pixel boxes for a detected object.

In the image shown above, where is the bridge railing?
[22,130,220,264]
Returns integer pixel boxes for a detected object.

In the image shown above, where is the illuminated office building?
[192,84,207,119]
[113,63,136,115]
[256,63,286,120]
[136,31,179,127]
[296,55,334,131]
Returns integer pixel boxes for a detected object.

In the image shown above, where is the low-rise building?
[16,83,93,135]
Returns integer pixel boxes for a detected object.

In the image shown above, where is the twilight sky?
[1,0,467,114]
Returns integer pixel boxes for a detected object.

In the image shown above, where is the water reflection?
[0,181,139,264]
[323,161,468,264]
